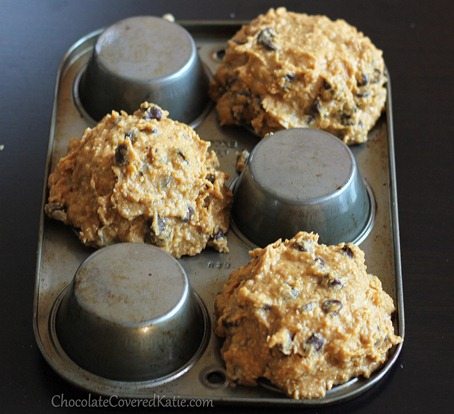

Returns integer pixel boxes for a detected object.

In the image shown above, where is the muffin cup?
[78,16,209,124]
[232,128,374,246]
[55,243,208,381]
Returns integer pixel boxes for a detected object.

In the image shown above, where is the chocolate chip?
[283,73,296,91]
[146,215,169,246]
[203,195,212,208]
[292,239,312,252]
[310,98,322,116]
[262,304,272,311]
[285,285,300,299]
[305,114,315,124]
[183,206,194,223]
[155,215,166,234]
[291,287,300,298]
[323,79,332,90]
[212,229,225,240]
[314,257,325,267]
[293,242,307,252]
[177,150,187,162]
[322,274,344,289]
[357,73,369,87]
[341,245,354,258]
[321,299,343,314]
[328,278,343,289]
[114,144,128,166]
[206,173,216,183]
[301,302,315,312]
[306,333,324,351]
[257,27,277,51]
[371,68,382,84]
[144,106,162,121]
[278,331,294,355]
[236,89,252,98]
[216,48,226,60]
[222,319,240,328]
[340,113,354,126]
[356,91,370,98]
[124,130,136,143]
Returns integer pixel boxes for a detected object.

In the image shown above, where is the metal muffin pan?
[34,20,404,405]
[79,16,210,124]
[55,243,210,383]
[232,128,374,247]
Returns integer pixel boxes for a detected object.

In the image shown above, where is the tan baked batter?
[45,102,231,257]
[210,8,387,144]
[215,232,401,399]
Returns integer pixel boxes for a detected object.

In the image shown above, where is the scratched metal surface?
[33,22,404,406]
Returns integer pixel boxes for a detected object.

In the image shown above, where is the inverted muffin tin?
[34,20,404,406]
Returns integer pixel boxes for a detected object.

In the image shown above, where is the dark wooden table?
[1,0,452,412]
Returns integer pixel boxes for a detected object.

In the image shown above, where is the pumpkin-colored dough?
[215,231,401,399]
[210,8,387,144]
[45,102,231,258]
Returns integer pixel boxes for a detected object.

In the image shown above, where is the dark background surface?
[0,0,453,413]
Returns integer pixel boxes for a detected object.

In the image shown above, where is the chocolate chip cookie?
[215,231,401,399]
[210,8,387,144]
[45,102,231,257]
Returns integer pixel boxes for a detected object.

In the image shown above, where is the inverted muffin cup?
[55,243,208,382]
[77,16,209,124]
[232,128,374,246]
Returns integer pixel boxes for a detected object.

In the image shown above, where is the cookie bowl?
[53,243,209,382]
[232,128,374,246]
[77,16,210,125]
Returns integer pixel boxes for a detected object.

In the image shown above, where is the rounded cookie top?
[210,8,387,144]
[45,102,231,258]
[215,231,401,399]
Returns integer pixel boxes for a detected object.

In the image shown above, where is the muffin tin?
[232,128,374,246]
[79,16,210,124]
[34,19,404,405]
[55,243,209,383]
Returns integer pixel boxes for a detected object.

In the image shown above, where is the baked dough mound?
[210,8,387,144]
[45,102,232,258]
[215,232,401,399]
